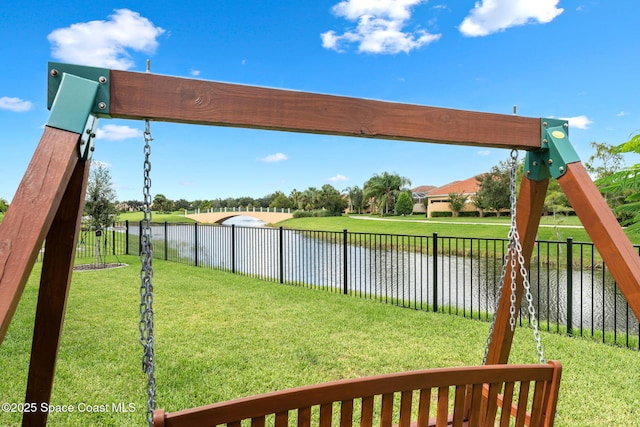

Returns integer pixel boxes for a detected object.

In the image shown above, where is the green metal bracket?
[524,118,581,180]
[48,62,111,117]
[47,71,100,160]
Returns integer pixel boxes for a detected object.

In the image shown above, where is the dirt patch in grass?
[73,263,128,271]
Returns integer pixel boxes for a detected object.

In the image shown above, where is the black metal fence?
[37,223,130,263]
[73,221,640,350]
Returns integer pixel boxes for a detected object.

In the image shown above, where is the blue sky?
[1,1,638,203]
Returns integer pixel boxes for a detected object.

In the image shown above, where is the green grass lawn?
[1,257,639,426]
[278,215,599,243]
[116,211,196,224]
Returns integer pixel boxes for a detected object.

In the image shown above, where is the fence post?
[112,222,116,255]
[343,229,348,295]
[279,226,284,284]
[231,224,236,273]
[164,221,168,261]
[125,220,129,255]
[138,220,143,256]
[433,232,438,312]
[566,237,573,336]
[194,222,199,267]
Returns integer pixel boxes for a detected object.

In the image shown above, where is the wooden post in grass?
[24,156,89,426]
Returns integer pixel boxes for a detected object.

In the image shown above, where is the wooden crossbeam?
[109,70,542,150]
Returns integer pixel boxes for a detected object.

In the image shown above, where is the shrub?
[395,192,414,216]
[431,211,453,218]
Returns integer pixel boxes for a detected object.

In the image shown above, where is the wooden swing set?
[1,62,640,426]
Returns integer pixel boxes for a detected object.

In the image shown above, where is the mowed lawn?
[1,257,639,426]
[278,215,610,244]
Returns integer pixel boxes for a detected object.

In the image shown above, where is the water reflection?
[221,215,266,227]
[139,223,639,338]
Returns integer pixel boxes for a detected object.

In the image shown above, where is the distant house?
[417,176,481,218]
[411,185,436,214]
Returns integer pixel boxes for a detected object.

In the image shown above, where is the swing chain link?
[507,149,546,364]
[139,118,156,426]
[508,150,519,331]
[483,150,545,365]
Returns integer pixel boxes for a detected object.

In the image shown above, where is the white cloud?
[47,9,165,70]
[190,69,201,77]
[329,174,349,182]
[460,0,563,37]
[260,153,288,163]
[617,111,629,117]
[560,115,592,130]
[322,0,441,54]
[95,124,142,141]
[477,150,491,156]
[0,96,33,112]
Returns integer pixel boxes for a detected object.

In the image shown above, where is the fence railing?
[66,220,640,350]
[184,207,293,215]
[36,223,130,263]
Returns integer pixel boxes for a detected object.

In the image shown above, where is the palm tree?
[343,186,364,214]
[299,187,320,211]
[289,189,302,210]
[363,172,411,215]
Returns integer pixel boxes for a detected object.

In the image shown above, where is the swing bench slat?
[153,361,561,427]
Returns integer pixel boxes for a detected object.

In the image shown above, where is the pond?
[130,222,639,337]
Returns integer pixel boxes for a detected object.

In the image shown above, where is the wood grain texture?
[110,70,541,150]
[23,160,89,427]
[558,162,640,320]
[155,363,561,427]
[0,127,80,344]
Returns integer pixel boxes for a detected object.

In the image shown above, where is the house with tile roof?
[411,185,436,213]
[418,176,481,218]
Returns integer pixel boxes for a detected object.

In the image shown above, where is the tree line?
[456,141,626,220]
[3,139,636,238]
[114,171,416,219]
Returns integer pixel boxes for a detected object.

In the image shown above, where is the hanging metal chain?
[139,117,156,426]
[483,150,545,365]
[506,151,520,331]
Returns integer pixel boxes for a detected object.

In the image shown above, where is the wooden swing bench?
[153,361,562,427]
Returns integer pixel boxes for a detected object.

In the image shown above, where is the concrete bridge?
[185,207,294,224]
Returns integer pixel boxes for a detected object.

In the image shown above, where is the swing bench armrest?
[481,360,562,427]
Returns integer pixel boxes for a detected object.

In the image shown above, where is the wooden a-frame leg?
[0,127,81,344]
[485,175,549,365]
[22,158,89,427]
[558,162,640,320]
